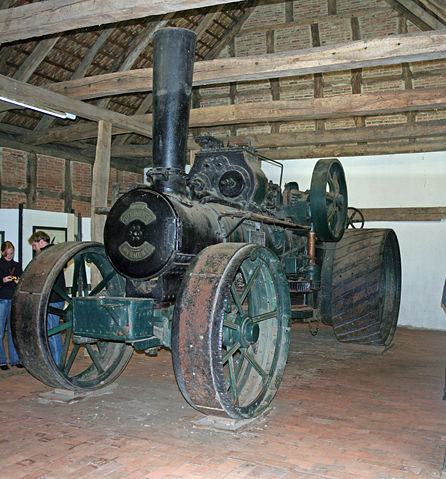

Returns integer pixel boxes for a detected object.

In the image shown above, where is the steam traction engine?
[12,28,401,419]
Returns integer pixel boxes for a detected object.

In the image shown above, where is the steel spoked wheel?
[310,159,348,241]
[172,243,291,419]
[347,207,365,229]
[12,242,133,391]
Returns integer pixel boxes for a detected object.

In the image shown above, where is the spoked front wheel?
[172,243,291,419]
[12,242,133,391]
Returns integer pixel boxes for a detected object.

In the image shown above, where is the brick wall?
[202,0,446,142]
[0,147,144,216]
[36,155,65,193]
[2,149,27,189]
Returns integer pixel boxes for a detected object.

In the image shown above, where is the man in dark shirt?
[28,231,66,366]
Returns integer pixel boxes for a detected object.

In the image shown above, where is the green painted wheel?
[172,243,291,419]
[12,242,133,391]
[310,159,348,242]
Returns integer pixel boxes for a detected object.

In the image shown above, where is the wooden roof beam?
[228,120,446,149]
[0,74,151,137]
[257,139,446,160]
[418,0,446,23]
[156,86,446,127]
[0,0,245,45]
[386,0,445,29]
[101,120,446,157]
[21,86,446,144]
[49,29,446,100]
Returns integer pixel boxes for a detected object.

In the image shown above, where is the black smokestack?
[150,27,197,194]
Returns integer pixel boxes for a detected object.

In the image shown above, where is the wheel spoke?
[240,263,262,304]
[80,260,89,296]
[89,270,116,296]
[227,356,238,405]
[64,344,80,375]
[52,284,71,303]
[245,351,268,383]
[330,168,340,194]
[71,255,82,299]
[222,341,241,364]
[59,328,73,369]
[332,210,338,229]
[48,321,72,336]
[47,304,65,316]
[327,202,336,222]
[235,350,245,377]
[327,171,335,194]
[230,285,243,315]
[85,344,104,374]
[251,310,277,323]
[223,319,238,330]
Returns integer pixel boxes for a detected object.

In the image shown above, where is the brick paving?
[0,324,445,479]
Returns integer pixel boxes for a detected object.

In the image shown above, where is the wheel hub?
[224,313,260,348]
[241,317,260,346]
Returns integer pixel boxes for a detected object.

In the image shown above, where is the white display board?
[0,209,91,281]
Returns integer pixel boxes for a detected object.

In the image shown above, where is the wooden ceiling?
[1,0,446,168]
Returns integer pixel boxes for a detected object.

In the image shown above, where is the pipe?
[150,27,197,194]
[308,231,316,265]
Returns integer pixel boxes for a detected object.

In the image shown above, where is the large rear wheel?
[320,229,401,346]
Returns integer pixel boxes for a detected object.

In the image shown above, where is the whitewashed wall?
[262,151,446,331]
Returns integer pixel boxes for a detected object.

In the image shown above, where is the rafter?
[419,0,446,23]
[387,0,445,29]
[384,0,444,30]
[32,27,115,133]
[95,16,172,112]
[0,36,60,115]
[205,0,259,60]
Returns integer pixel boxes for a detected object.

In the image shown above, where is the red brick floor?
[0,324,445,479]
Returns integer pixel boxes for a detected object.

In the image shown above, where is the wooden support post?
[267,30,280,134]
[26,152,37,209]
[350,17,365,129]
[228,38,237,137]
[91,120,112,242]
[311,23,324,132]
[64,159,72,213]
[399,16,416,128]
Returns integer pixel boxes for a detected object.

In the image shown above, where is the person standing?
[0,241,23,370]
[28,231,65,366]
